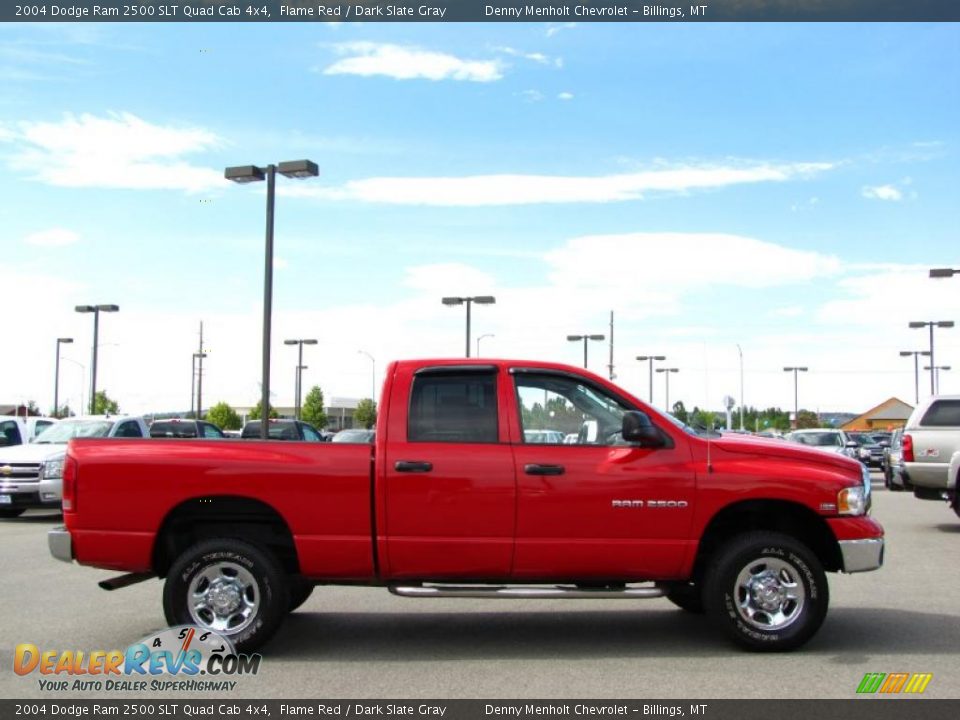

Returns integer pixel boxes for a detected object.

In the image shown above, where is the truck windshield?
[34,420,113,443]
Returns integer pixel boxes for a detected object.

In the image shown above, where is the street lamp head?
[899,351,912,357]
[567,335,584,341]
[284,340,298,346]
[302,339,318,345]
[472,296,496,305]
[277,160,319,179]
[224,165,266,183]
[58,337,74,344]
[588,334,606,341]
[908,321,928,329]
[442,297,465,306]
[97,304,119,312]
[937,321,955,328]
[930,268,957,278]
[75,305,95,313]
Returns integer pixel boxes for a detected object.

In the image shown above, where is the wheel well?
[691,500,842,581]
[152,496,299,577]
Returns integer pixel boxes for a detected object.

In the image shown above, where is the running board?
[98,572,154,591]
[388,584,665,600]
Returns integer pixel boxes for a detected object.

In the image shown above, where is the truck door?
[381,365,517,580]
[509,369,696,580]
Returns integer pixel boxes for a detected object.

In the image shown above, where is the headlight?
[858,448,869,459]
[41,459,65,480]
[838,486,867,515]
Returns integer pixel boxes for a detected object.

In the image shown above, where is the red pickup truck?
[48,358,883,653]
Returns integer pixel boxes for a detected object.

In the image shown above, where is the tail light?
[62,455,78,512]
[902,434,914,463]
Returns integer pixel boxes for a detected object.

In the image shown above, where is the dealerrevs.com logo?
[14,626,261,693]
[856,672,933,694]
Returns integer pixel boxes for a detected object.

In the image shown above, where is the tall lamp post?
[637,355,666,405]
[476,333,494,357]
[735,344,745,431]
[441,296,496,357]
[923,364,951,394]
[74,304,119,414]
[899,350,931,404]
[568,333,605,370]
[655,367,679,410]
[54,338,73,418]
[191,352,208,418]
[783,366,808,429]
[284,339,318,420]
[908,320,954,396]
[226,160,319,438]
[358,350,376,401]
[930,268,960,278]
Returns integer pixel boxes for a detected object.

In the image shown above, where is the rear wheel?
[704,532,828,652]
[163,538,288,653]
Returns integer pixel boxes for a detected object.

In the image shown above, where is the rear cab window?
[920,400,960,427]
[408,370,499,444]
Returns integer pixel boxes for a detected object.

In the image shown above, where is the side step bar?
[98,572,154,591]
[389,584,665,600]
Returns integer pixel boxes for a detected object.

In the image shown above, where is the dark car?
[849,432,885,469]
[241,419,325,441]
[331,429,375,443]
[882,429,908,491]
[149,418,226,439]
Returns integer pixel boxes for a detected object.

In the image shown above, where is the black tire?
[163,538,288,653]
[287,576,315,612]
[0,508,25,518]
[664,582,705,614]
[704,532,828,652]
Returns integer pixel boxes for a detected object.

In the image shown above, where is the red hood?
[710,434,862,473]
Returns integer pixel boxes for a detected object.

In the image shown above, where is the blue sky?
[1,21,958,418]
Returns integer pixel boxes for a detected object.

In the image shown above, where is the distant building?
[840,398,914,431]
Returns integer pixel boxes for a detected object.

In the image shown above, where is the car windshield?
[34,420,114,443]
[791,432,841,447]
[332,430,374,443]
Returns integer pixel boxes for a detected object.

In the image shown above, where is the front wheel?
[163,538,288,653]
[704,532,828,652]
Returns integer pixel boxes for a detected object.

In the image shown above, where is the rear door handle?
[524,464,565,476]
[395,461,433,473]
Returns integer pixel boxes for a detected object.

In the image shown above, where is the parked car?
[0,415,59,447]
[523,429,566,444]
[784,428,858,459]
[331,428,375,443]
[149,418,226,439]
[901,395,960,517]
[241,419,325,441]
[0,415,149,517]
[882,429,907,491]
[50,357,881,653]
[848,432,886,469]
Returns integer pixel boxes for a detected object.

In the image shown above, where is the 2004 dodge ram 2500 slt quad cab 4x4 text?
[48,358,884,652]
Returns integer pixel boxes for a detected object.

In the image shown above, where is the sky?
[1,21,958,420]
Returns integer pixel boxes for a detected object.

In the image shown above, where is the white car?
[0,415,149,517]
[0,415,59,447]
[784,428,858,459]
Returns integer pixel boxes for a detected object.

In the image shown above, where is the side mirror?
[622,411,665,447]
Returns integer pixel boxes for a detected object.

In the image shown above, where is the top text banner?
[4,0,960,23]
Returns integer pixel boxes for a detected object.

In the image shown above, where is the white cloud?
[285,160,834,206]
[862,184,903,201]
[2,112,223,192]
[323,43,503,82]
[492,46,560,67]
[557,92,575,101]
[546,23,577,37]
[23,227,79,247]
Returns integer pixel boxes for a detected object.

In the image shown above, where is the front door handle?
[395,461,433,473]
[524,464,565,476]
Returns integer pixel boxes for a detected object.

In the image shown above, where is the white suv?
[902,395,960,517]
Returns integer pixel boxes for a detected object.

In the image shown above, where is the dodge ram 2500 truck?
[48,359,883,653]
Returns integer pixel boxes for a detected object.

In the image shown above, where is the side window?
[0,420,22,447]
[202,423,224,439]
[408,372,498,443]
[920,400,960,427]
[114,421,143,438]
[515,373,629,446]
[301,424,322,442]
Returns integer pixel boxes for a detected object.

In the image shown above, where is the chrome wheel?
[188,561,259,633]
[733,557,806,631]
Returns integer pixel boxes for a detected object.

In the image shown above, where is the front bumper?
[838,538,884,573]
[0,477,62,508]
[48,526,73,563]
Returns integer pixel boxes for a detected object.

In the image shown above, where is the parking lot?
[2,477,958,700]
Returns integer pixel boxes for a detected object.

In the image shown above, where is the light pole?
[284,339,318,420]
[358,350,376,400]
[74,304,119,414]
[656,367,679,411]
[736,344,745,431]
[568,334,605,370]
[930,268,960,278]
[54,338,73,418]
[441,296,496,357]
[191,352,208,418]
[637,355,666,405]
[923,365,951,394]
[226,159,319,438]
[476,333,494,357]
[59,356,85,417]
[909,320,954,396]
[783,366,808,429]
[899,350,931,404]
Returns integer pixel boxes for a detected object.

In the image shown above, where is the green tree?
[50,404,75,419]
[671,400,688,424]
[26,400,41,416]
[207,401,242,430]
[796,410,820,429]
[301,386,327,428]
[92,390,119,415]
[249,400,279,420]
[354,398,377,429]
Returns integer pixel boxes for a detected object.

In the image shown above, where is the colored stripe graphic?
[904,674,933,694]
[880,673,909,693]
[857,673,886,693]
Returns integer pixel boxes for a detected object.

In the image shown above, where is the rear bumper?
[838,538,884,573]
[903,462,949,490]
[48,526,73,563]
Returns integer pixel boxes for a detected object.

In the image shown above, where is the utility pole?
[196,322,206,419]
[608,311,616,381]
